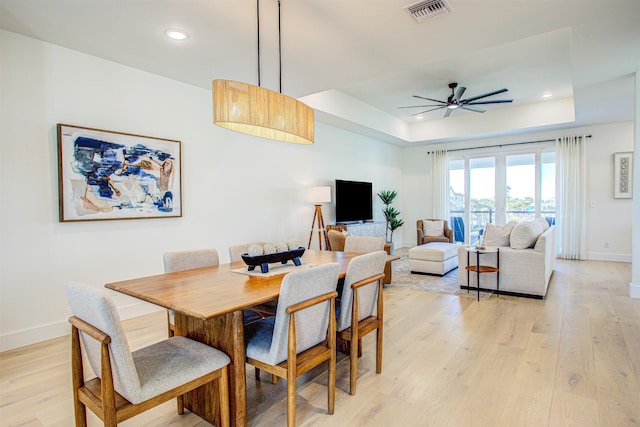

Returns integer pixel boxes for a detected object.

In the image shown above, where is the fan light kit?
[399,82,513,118]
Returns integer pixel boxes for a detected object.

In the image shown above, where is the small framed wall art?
[57,124,182,222]
[613,151,633,199]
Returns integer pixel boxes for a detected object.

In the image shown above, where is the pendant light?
[213,1,314,144]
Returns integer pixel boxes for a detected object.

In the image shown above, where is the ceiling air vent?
[405,0,453,23]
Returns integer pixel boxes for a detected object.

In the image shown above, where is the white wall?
[0,30,403,351]
[400,122,635,261]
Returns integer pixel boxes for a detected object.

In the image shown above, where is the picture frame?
[613,151,633,199]
[57,124,182,222]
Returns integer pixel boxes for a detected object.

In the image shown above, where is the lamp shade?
[213,79,314,144]
[308,186,331,204]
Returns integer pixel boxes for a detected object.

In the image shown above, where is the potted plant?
[377,190,405,246]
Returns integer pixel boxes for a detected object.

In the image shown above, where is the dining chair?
[336,250,387,395]
[343,236,385,253]
[163,248,262,335]
[64,281,231,427]
[228,242,277,318]
[244,263,340,427]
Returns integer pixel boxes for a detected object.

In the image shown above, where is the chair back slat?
[64,281,142,403]
[337,251,387,332]
[267,263,340,365]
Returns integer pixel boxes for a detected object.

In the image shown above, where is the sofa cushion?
[422,220,444,237]
[510,220,544,249]
[482,221,517,247]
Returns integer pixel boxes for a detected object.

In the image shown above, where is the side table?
[465,246,500,301]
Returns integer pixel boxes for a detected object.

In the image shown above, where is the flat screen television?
[335,179,373,223]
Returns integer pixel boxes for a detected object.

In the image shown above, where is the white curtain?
[556,135,587,259]
[430,149,449,220]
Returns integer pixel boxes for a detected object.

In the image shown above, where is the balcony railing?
[449,210,555,245]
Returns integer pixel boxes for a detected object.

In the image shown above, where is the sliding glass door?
[449,147,555,244]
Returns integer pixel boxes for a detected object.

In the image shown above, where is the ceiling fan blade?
[460,105,486,113]
[453,86,466,101]
[398,104,446,109]
[444,108,453,118]
[461,88,508,103]
[411,106,447,116]
[412,95,448,104]
[466,99,513,105]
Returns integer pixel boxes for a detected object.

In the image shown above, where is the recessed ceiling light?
[542,92,553,98]
[165,29,189,41]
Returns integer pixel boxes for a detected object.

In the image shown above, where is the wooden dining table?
[105,250,398,426]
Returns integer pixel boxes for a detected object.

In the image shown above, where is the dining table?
[105,249,399,427]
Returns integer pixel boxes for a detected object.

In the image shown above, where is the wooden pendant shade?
[213,79,314,145]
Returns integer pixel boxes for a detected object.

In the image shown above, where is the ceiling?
[1,0,639,146]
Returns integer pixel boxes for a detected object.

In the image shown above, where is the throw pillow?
[502,220,518,234]
[482,223,511,247]
[422,220,444,237]
[535,217,550,231]
[510,220,544,249]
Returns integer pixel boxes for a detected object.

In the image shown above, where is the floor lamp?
[307,186,331,250]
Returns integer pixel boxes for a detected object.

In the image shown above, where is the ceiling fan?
[399,82,513,118]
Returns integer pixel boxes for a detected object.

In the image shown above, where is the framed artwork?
[57,124,182,222]
[613,151,633,199]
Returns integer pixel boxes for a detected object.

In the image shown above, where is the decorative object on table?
[248,244,264,257]
[377,190,405,247]
[241,247,306,274]
[262,242,277,255]
[276,242,289,252]
[286,238,299,250]
[212,0,313,145]
[613,152,633,199]
[57,124,182,222]
[307,185,332,250]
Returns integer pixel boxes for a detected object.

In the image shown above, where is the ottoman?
[409,242,459,276]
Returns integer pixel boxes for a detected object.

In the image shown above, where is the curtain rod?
[427,135,592,154]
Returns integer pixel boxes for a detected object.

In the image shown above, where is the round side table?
[465,246,500,301]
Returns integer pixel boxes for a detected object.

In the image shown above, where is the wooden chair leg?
[287,374,297,427]
[376,326,383,374]
[254,367,260,381]
[218,366,231,427]
[70,327,88,427]
[349,327,358,395]
[272,374,278,384]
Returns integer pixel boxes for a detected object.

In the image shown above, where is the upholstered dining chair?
[244,263,340,427]
[163,248,262,335]
[64,281,231,427]
[343,236,386,253]
[336,250,387,395]
[228,242,277,318]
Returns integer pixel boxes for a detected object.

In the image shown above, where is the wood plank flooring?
[1,259,639,426]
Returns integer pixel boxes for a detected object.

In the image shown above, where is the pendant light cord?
[257,0,261,87]
[278,0,282,93]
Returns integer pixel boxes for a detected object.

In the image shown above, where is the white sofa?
[457,224,556,299]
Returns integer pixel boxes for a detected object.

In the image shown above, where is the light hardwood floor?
[1,259,639,426]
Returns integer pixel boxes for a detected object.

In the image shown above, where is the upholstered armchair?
[417,219,454,245]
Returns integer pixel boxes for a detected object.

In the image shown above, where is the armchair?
[417,219,454,245]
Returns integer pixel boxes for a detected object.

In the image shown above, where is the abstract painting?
[57,124,182,221]
[613,152,633,199]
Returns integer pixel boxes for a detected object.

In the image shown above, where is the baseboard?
[0,301,162,353]
[586,251,631,262]
[630,281,640,299]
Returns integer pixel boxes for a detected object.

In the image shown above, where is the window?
[449,147,555,244]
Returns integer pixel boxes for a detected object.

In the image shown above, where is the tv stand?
[331,221,386,239]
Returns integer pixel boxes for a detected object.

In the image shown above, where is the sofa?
[457,219,556,299]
